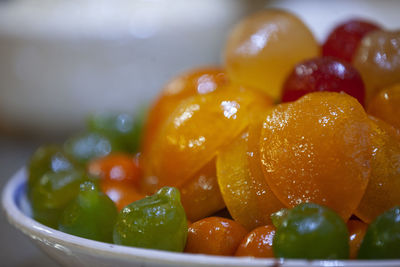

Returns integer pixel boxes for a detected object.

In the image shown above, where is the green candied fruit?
[58,181,117,243]
[28,145,77,191]
[87,109,147,153]
[273,203,349,259]
[113,187,187,252]
[358,206,400,259]
[30,169,89,228]
[271,208,289,229]
[64,132,113,164]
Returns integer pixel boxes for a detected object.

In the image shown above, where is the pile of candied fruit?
[27,9,400,260]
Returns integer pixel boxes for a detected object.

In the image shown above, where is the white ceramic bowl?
[3,168,400,267]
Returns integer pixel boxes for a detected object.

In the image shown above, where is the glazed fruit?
[235,225,276,258]
[179,159,225,222]
[142,67,228,156]
[367,83,400,130]
[347,219,368,259]
[355,117,400,223]
[58,181,118,243]
[24,10,400,260]
[142,85,271,189]
[88,153,141,185]
[322,19,381,62]
[64,132,114,164]
[88,153,143,210]
[225,9,319,99]
[260,92,372,220]
[273,203,349,259]
[101,181,145,211]
[353,30,400,102]
[30,169,89,228]
[217,126,283,230]
[358,206,400,259]
[28,145,77,191]
[246,111,285,224]
[217,132,263,230]
[281,57,365,106]
[113,187,187,252]
[184,217,247,256]
[88,111,146,153]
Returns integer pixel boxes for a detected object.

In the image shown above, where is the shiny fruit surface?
[225,9,319,100]
[179,159,225,222]
[273,203,349,259]
[358,206,400,259]
[88,153,141,185]
[355,117,400,223]
[217,122,283,230]
[142,67,228,156]
[235,225,276,258]
[367,83,400,130]
[260,92,371,220]
[353,30,400,102]
[281,57,365,106]
[101,181,145,211]
[58,181,118,243]
[184,217,247,256]
[142,85,272,189]
[322,19,381,62]
[113,187,187,252]
[347,219,368,259]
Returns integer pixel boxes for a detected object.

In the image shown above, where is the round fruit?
[184,217,247,256]
[322,19,381,62]
[358,206,400,259]
[355,116,400,223]
[235,225,276,258]
[273,203,349,259]
[353,30,400,102]
[225,9,319,100]
[260,92,372,220]
[367,83,400,130]
[281,57,365,106]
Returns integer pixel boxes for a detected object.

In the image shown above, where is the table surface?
[0,135,59,266]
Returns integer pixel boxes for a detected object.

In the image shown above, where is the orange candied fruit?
[185,217,248,256]
[224,9,319,100]
[142,85,272,190]
[355,116,400,223]
[141,67,228,156]
[235,225,276,258]
[87,152,141,185]
[88,153,144,210]
[179,158,225,222]
[101,181,145,211]
[367,83,400,130]
[347,219,368,259]
[217,113,284,230]
[260,92,372,220]
[353,30,400,102]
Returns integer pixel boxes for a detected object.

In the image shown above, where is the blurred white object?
[0,0,400,136]
[0,0,267,136]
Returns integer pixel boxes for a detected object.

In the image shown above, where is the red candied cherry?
[281,57,365,106]
[322,19,381,62]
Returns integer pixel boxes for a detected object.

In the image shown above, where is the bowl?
[3,168,400,267]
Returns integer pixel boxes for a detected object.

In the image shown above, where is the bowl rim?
[2,167,400,267]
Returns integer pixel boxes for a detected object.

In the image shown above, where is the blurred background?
[0,0,399,266]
